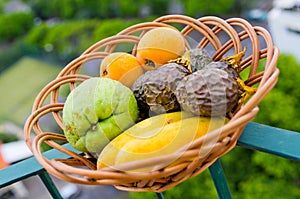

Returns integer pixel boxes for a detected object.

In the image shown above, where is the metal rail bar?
[238,122,300,161]
[38,171,63,199]
[209,159,232,199]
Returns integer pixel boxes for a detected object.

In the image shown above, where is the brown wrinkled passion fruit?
[132,63,191,117]
[175,67,240,116]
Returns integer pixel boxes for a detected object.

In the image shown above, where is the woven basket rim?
[23,14,280,192]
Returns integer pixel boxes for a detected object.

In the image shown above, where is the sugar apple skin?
[132,63,190,116]
[63,77,139,153]
[175,67,240,116]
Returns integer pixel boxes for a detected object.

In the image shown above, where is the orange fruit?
[0,144,9,169]
[136,27,186,71]
[100,52,144,88]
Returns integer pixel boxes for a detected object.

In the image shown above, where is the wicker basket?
[24,15,279,192]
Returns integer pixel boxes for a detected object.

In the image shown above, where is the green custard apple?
[62,77,139,154]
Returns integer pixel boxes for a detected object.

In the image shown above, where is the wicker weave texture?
[24,15,279,192]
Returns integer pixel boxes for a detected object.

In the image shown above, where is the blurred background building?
[268,0,300,61]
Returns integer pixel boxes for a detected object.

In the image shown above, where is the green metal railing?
[1,122,300,199]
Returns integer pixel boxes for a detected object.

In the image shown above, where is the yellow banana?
[97,114,228,172]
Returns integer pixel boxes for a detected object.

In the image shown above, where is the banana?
[97,113,228,172]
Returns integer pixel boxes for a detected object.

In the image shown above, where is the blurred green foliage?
[254,54,300,131]
[23,0,255,20]
[0,12,34,42]
[0,57,61,125]
[179,0,260,17]
[0,40,39,72]
[0,0,12,13]
[24,18,141,64]
[25,0,169,19]
[25,20,99,63]
[0,132,19,143]
[182,0,235,16]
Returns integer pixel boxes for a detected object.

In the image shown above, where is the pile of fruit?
[62,27,256,172]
